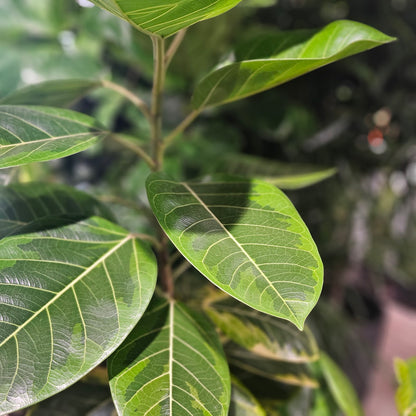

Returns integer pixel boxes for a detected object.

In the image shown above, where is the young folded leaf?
[0,217,157,414]
[0,182,113,238]
[395,357,416,416]
[89,0,243,37]
[205,295,319,362]
[319,352,364,416]
[146,173,323,329]
[192,20,395,109]
[108,297,231,416]
[0,106,106,168]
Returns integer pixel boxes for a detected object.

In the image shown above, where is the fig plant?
[0,1,394,415]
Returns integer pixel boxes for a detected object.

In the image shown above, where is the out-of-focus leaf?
[395,357,416,416]
[89,0,243,37]
[27,382,111,416]
[227,345,319,388]
[229,377,266,416]
[0,217,157,414]
[0,80,101,107]
[0,182,113,239]
[0,105,106,168]
[216,155,336,189]
[205,295,319,362]
[192,20,395,109]
[108,297,231,416]
[147,173,323,330]
[319,352,364,416]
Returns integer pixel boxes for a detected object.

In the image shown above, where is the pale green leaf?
[319,352,364,416]
[0,80,101,107]
[205,295,319,362]
[216,154,336,190]
[89,0,243,37]
[192,20,395,109]
[0,182,113,239]
[0,105,106,168]
[146,173,323,329]
[229,377,266,416]
[0,217,157,414]
[108,297,230,416]
[395,357,416,416]
[227,345,318,388]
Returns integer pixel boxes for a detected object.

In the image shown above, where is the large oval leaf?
[89,0,243,37]
[146,173,323,329]
[0,105,106,168]
[0,182,113,239]
[0,217,157,414]
[192,20,395,109]
[205,295,319,362]
[109,297,230,415]
[0,80,101,107]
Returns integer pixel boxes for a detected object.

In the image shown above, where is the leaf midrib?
[180,182,299,327]
[0,234,132,348]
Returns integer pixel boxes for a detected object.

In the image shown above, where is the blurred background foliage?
[1,0,415,413]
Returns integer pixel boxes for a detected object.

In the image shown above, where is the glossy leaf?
[0,217,157,414]
[0,105,106,168]
[108,297,230,416]
[89,0,243,37]
[227,345,318,388]
[395,357,416,416]
[205,295,319,362]
[229,377,266,416]
[192,20,395,109]
[0,182,113,239]
[0,79,101,107]
[217,154,336,190]
[319,352,364,416]
[147,173,323,329]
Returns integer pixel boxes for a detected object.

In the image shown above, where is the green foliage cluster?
[0,1,394,414]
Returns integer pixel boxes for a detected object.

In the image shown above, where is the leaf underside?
[0,105,105,168]
[89,0,243,37]
[192,20,395,109]
[0,182,113,239]
[229,377,266,416]
[109,297,231,416]
[0,217,157,414]
[147,173,323,329]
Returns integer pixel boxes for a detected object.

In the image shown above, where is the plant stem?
[165,29,187,70]
[158,232,175,298]
[150,36,166,171]
[101,79,151,122]
[110,134,156,170]
[163,109,201,149]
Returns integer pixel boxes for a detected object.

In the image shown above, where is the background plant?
[0,1,396,415]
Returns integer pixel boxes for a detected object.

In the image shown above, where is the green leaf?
[192,20,395,109]
[229,377,266,416]
[0,105,106,168]
[217,155,336,190]
[227,345,318,388]
[0,182,113,239]
[0,217,157,414]
[395,357,416,416]
[146,173,323,329]
[108,297,231,416]
[89,0,243,37]
[205,295,319,362]
[0,80,101,107]
[319,352,364,416]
